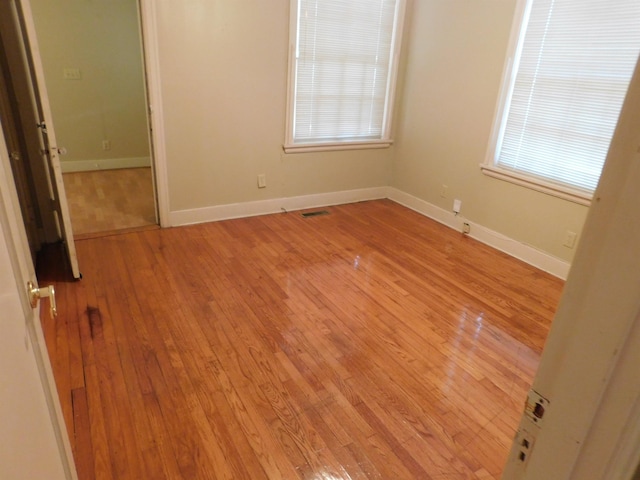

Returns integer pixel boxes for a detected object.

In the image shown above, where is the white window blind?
[492,0,640,195]
[286,0,404,151]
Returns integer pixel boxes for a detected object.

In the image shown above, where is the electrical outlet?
[563,230,577,248]
[453,199,461,214]
[257,174,266,188]
[102,140,111,151]
[63,68,81,80]
[463,222,470,235]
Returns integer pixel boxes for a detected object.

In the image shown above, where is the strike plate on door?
[27,281,57,319]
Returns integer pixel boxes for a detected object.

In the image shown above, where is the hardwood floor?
[37,200,563,479]
[62,168,156,236]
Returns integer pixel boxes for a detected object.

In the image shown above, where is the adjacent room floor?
[62,167,156,237]
[37,199,563,479]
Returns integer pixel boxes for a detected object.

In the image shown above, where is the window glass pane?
[496,0,640,192]
[292,0,400,145]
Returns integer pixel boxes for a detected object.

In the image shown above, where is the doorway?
[0,0,163,473]
[28,0,157,237]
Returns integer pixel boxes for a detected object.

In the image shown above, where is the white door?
[0,118,77,477]
[502,59,640,479]
[8,0,80,279]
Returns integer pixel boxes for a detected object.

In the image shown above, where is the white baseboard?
[386,187,570,279]
[168,185,569,279]
[169,186,389,227]
[61,157,151,173]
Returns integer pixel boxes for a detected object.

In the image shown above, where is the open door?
[0,103,77,477]
[502,58,640,479]
[7,0,80,278]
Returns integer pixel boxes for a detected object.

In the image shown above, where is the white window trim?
[284,0,406,154]
[480,164,592,206]
[482,0,595,206]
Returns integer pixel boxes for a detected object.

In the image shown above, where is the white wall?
[392,0,589,263]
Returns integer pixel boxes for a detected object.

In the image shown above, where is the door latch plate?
[525,389,549,426]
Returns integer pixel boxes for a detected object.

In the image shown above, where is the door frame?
[0,1,166,476]
[17,0,81,278]
[0,2,169,476]
[0,0,64,257]
[20,0,170,232]
[139,0,170,228]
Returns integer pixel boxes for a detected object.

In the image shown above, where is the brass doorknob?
[27,281,57,319]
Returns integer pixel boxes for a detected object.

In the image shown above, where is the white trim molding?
[284,0,406,154]
[60,156,151,173]
[386,187,571,279]
[481,164,592,206]
[169,185,571,279]
[283,140,393,154]
[139,0,170,228]
[169,187,389,226]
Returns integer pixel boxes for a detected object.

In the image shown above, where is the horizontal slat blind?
[497,0,640,192]
[293,0,398,144]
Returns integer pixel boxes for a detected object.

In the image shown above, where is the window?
[285,0,406,153]
[483,0,640,204]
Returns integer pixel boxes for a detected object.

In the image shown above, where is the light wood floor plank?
[37,200,563,479]
[63,167,156,236]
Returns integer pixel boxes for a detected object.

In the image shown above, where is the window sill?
[480,164,592,206]
[283,139,393,154]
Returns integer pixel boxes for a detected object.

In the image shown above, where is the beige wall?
[29,0,592,262]
[30,0,149,166]
[392,0,589,263]
[154,1,394,212]
[155,0,589,261]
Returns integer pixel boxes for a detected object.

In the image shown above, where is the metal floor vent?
[301,210,330,218]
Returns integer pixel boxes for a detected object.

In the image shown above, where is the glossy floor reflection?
[37,199,563,479]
